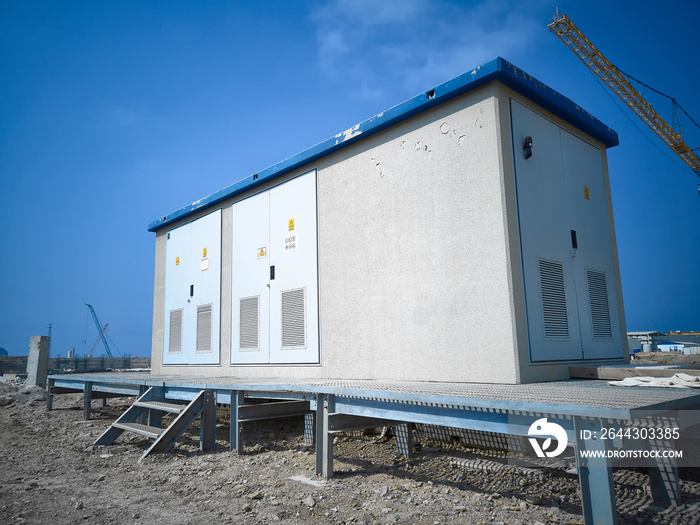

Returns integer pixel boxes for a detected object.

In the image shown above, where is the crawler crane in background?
[85,303,114,358]
[548,9,700,181]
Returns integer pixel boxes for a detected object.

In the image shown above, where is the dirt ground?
[1,370,700,525]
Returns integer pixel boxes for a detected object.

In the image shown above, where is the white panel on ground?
[231,190,271,364]
[163,209,221,365]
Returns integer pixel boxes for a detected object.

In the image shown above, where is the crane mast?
[85,303,113,358]
[548,11,700,177]
[87,323,109,358]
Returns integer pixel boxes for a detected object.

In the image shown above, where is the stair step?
[113,422,165,439]
[134,400,187,414]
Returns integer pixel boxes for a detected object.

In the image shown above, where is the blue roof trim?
[148,57,618,232]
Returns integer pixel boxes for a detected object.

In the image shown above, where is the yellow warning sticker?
[257,247,267,259]
[176,256,180,266]
[584,186,590,200]
[203,247,208,257]
[288,219,295,231]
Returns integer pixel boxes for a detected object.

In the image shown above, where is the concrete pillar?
[26,336,50,388]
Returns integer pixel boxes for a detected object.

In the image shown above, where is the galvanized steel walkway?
[47,372,700,525]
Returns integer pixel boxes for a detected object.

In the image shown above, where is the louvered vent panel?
[196,304,212,353]
[538,259,570,339]
[282,288,306,348]
[168,309,183,353]
[587,270,613,339]
[239,296,259,350]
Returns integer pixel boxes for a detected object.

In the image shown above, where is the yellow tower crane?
[548,9,700,179]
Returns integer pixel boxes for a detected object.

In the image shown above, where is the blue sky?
[1,0,698,357]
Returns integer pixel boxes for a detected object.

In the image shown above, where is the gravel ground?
[1,373,700,525]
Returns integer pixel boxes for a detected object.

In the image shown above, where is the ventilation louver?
[168,309,183,353]
[239,296,260,350]
[538,259,570,339]
[282,288,306,348]
[196,304,212,353]
[587,269,613,339]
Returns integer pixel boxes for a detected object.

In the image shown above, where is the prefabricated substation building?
[148,57,627,384]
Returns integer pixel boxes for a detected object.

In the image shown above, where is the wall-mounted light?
[523,136,533,159]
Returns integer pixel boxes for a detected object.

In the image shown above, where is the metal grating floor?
[49,372,700,413]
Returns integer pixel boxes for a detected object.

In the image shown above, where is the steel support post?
[395,423,414,458]
[322,394,335,480]
[46,377,54,411]
[83,381,93,420]
[314,394,325,475]
[230,390,244,454]
[200,390,216,452]
[574,417,618,525]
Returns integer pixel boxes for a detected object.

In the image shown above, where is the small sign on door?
[284,234,298,252]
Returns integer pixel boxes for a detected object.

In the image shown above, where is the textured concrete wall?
[150,231,165,373]
[26,336,50,387]
[315,87,517,383]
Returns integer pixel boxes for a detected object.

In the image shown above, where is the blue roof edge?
[148,57,618,232]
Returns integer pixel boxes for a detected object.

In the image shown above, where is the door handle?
[570,230,578,257]
[190,284,194,297]
[270,265,275,280]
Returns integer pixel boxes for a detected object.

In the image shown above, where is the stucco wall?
[315,88,517,382]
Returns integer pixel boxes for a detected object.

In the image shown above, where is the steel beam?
[83,381,92,420]
[315,394,325,475]
[574,417,618,525]
[200,390,216,452]
[230,390,244,454]
[334,396,511,434]
[322,394,335,480]
[328,414,397,433]
[238,400,311,422]
[46,377,54,411]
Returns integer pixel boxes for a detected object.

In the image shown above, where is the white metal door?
[512,100,623,362]
[163,210,221,365]
[231,170,319,365]
[561,130,623,360]
[269,172,319,364]
[511,101,583,362]
[231,191,271,364]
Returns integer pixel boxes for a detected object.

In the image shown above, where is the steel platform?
[47,372,700,525]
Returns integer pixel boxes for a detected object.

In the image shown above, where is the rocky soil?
[1,374,700,525]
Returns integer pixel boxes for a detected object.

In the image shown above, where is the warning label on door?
[284,234,298,252]
[257,247,267,259]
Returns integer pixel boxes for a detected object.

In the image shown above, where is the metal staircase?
[94,386,214,461]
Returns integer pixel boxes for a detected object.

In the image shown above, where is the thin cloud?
[311,0,546,100]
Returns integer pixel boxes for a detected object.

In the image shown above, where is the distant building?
[628,332,700,354]
[628,331,665,350]
[657,341,685,352]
